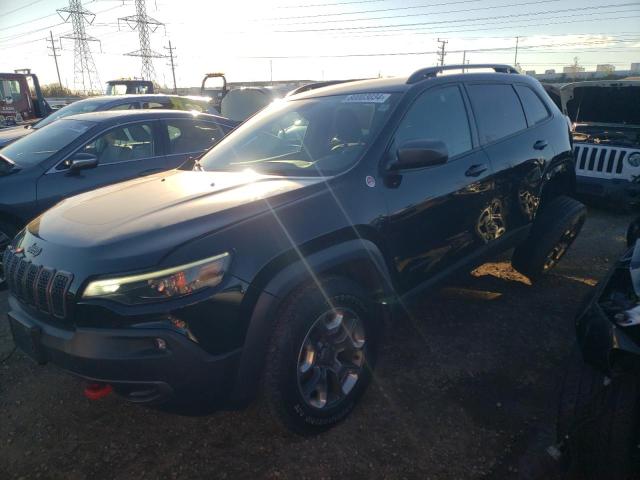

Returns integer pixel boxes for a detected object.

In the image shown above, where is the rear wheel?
[512,195,586,282]
[0,220,18,290]
[263,276,380,435]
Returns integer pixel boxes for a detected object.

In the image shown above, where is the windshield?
[199,92,400,177]
[33,99,106,129]
[1,119,94,168]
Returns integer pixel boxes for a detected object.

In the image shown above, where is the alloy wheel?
[296,308,366,410]
[543,219,583,272]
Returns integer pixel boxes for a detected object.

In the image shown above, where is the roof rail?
[407,64,519,84]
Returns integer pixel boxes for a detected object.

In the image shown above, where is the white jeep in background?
[559,80,640,207]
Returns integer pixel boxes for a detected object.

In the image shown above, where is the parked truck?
[0,69,51,128]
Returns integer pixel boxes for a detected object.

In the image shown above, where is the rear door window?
[166,119,226,155]
[514,85,550,126]
[110,102,140,110]
[467,84,527,144]
[143,101,170,109]
[78,122,155,166]
[392,84,472,158]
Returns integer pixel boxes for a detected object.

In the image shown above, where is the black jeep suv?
[4,64,585,434]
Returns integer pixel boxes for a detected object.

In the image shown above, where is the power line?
[3,0,45,17]
[0,13,58,32]
[271,0,566,26]
[241,37,640,59]
[265,0,504,21]
[272,2,640,32]
[275,0,383,8]
[0,22,65,43]
[0,1,124,34]
[318,11,640,38]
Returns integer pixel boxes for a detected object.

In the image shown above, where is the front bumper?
[575,175,640,206]
[8,296,241,404]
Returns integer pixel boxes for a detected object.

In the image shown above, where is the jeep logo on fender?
[27,243,42,257]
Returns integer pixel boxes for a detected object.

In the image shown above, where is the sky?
[0,0,639,92]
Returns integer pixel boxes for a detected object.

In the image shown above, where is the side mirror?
[65,152,98,172]
[627,217,640,248]
[390,140,449,170]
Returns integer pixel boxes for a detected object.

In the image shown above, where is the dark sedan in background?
[0,94,220,148]
[0,109,237,285]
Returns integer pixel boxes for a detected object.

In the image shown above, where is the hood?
[27,169,324,266]
[561,81,640,126]
[0,125,31,148]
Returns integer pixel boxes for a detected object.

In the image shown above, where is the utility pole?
[57,0,101,94]
[462,50,466,72]
[47,30,63,88]
[119,0,165,81]
[270,59,273,85]
[437,38,448,66]
[514,36,520,66]
[164,40,177,94]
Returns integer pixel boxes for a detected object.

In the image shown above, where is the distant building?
[596,64,615,73]
[631,63,640,73]
[525,70,536,75]
[545,69,556,75]
[563,65,585,74]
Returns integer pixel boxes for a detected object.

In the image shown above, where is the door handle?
[533,140,548,150]
[465,164,488,177]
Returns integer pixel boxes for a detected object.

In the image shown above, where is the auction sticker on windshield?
[342,93,391,103]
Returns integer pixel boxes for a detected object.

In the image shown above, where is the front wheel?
[263,276,380,435]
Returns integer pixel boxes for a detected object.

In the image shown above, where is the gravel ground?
[0,207,633,480]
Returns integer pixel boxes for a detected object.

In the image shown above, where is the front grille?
[573,144,630,176]
[2,247,73,319]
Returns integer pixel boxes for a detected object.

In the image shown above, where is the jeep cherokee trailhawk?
[4,64,585,434]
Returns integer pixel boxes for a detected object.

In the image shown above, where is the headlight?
[628,152,640,167]
[82,252,231,305]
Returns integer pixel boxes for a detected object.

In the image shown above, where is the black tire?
[0,220,18,290]
[558,347,640,479]
[512,195,586,282]
[263,276,380,435]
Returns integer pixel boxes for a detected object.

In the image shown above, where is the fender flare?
[229,238,395,403]
[541,156,577,205]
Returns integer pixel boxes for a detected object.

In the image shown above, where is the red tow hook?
[83,382,113,400]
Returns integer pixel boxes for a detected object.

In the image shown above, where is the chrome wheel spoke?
[322,309,345,340]
[338,316,366,350]
[301,366,328,409]
[299,342,317,374]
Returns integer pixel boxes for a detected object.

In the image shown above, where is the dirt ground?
[0,207,633,480]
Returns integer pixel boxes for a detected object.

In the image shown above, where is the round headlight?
[628,152,640,167]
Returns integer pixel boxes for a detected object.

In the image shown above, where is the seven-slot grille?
[2,247,73,319]
[573,143,631,177]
